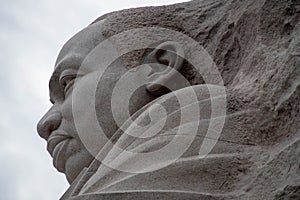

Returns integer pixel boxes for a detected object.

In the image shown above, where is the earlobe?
[145,41,185,96]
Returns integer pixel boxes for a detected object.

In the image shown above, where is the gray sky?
[0,0,188,199]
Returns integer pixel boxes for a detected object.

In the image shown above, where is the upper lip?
[47,131,72,156]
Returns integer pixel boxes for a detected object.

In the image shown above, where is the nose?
[37,110,62,140]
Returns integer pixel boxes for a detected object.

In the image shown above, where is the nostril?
[37,112,62,140]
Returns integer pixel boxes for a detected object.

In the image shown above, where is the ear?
[145,41,186,96]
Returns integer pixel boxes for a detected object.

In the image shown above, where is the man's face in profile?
[37,22,159,183]
[36,22,132,183]
[37,18,193,183]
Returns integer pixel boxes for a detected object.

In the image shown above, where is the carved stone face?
[37,18,189,183]
[36,23,105,183]
[36,21,155,183]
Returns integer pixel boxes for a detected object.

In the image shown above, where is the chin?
[64,150,94,184]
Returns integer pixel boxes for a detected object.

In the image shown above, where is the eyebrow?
[49,54,83,103]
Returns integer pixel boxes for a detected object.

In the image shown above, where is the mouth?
[47,131,73,172]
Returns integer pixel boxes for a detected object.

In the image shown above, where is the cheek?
[61,95,73,122]
[70,73,98,120]
[71,72,109,155]
[59,73,99,136]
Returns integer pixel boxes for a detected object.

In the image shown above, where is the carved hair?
[89,1,215,85]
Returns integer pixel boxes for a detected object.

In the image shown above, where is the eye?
[60,74,76,95]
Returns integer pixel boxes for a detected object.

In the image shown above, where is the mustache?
[47,130,73,156]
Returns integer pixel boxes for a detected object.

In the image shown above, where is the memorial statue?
[37,0,300,199]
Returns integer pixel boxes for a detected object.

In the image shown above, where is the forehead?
[55,21,106,69]
[49,21,107,103]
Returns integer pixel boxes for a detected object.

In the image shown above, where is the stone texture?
[38,0,299,199]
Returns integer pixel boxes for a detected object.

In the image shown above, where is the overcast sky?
[0,0,189,199]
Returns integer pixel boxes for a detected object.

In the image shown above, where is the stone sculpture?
[37,0,300,199]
